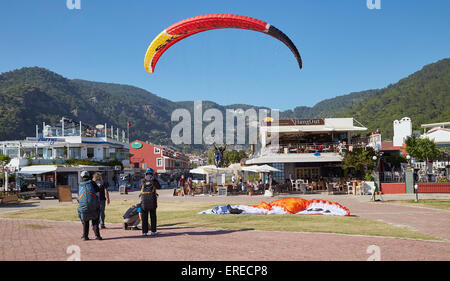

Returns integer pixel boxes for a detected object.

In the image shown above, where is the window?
[37,148,44,158]
[69,148,81,159]
[154,147,161,154]
[271,163,285,181]
[134,162,140,168]
[156,158,163,167]
[87,148,94,158]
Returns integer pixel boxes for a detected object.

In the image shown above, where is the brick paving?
[0,218,449,261]
[1,191,449,261]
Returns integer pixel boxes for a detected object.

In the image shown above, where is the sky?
[0,0,449,110]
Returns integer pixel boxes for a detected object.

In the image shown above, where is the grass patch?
[0,200,441,241]
[388,200,450,211]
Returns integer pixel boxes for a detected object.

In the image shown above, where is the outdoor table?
[351,180,360,195]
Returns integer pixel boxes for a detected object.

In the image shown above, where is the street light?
[372,155,378,201]
[414,183,419,202]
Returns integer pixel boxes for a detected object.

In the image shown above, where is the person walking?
[92,172,110,229]
[179,174,186,196]
[77,170,102,241]
[140,168,160,237]
[187,177,194,196]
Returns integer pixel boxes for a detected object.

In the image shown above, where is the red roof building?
[380,141,408,155]
[129,140,189,174]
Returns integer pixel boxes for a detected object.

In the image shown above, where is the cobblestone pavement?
[1,190,449,261]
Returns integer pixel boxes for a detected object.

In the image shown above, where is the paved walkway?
[0,218,449,261]
[1,190,449,261]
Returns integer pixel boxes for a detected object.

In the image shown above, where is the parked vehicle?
[19,181,58,200]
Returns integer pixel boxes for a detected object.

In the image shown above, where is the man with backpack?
[139,168,160,237]
[77,170,102,241]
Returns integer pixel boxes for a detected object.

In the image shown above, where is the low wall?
[381,183,406,194]
[417,183,450,193]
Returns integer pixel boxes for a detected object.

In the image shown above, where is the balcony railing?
[252,142,368,158]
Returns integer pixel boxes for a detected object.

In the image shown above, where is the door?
[68,174,79,193]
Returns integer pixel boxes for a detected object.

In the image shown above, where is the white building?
[393,117,412,147]
[0,117,130,192]
[246,118,367,181]
[413,122,450,175]
[421,122,450,147]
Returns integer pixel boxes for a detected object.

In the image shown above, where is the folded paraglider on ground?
[199,198,350,216]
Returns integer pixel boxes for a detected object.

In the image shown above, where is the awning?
[18,165,58,175]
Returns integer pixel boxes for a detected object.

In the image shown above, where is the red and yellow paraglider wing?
[144,14,302,73]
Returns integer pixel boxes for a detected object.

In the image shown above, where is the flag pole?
[127,121,130,143]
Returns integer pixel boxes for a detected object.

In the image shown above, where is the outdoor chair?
[291,180,299,191]
[306,184,313,194]
[393,171,401,182]
[347,182,353,194]
[384,172,393,182]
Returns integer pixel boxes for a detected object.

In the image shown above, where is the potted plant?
[364,171,375,195]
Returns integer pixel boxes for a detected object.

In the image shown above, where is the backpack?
[77,180,99,220]
[140,180,157,211]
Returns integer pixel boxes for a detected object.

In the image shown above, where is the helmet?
[145,168,154,175]
[80,170,89,178]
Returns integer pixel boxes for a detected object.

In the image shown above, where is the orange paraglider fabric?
[253,198,350,216]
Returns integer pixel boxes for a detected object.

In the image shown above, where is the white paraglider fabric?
[199,198,350,216]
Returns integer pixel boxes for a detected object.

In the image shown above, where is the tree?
[405,135,442,163]
[341,147,377,179]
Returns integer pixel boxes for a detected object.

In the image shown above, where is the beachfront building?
[129,140,190,175]
[414,122,450,177]
[186,153,208,167]
[0,117,130,191]
[245,118,368,182]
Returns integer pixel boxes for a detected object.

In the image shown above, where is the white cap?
[81,171,89,178]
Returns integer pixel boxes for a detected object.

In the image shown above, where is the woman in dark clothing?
[140,168,160,237]
[93,172,110,229]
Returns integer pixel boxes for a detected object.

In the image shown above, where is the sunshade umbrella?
[258,164,280,173]
[228,163,243,171]
[241,165,261,173]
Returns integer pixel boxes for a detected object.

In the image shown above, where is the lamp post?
[414,184,419,202]
[372,155,378,201]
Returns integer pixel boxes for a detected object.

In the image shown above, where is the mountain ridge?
[0,58,448,152]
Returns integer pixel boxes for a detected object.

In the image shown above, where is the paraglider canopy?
[144,14,303,73]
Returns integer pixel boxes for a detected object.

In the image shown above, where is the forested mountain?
[280,89,379,119]
[337,58,450,139]
[0,58,448,152]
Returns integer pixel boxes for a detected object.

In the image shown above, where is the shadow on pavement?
[0,202,40,209]
[101,228,254,241]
